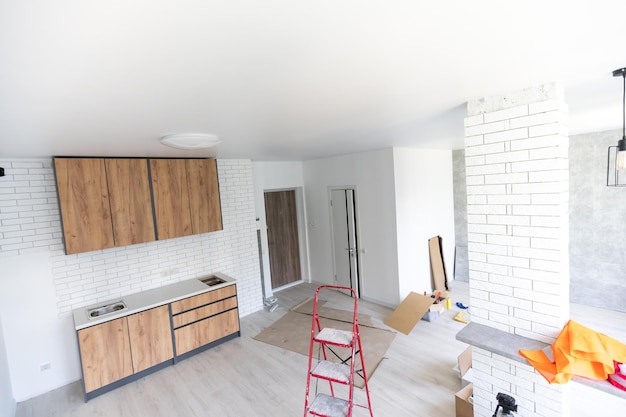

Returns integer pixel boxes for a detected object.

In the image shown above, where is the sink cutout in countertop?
[87,301,127,319]
[199,275,226,286]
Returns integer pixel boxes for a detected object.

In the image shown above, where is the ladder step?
[309,393,349,417]
[314,328,353,347]
[311,360,351,384]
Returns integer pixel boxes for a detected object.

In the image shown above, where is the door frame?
[260,187,309,294]
[328,185,363,298]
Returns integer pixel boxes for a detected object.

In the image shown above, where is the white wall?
[0,313,16,417]
[392,148,455,299]
[303,149,399,306]
[252,161,307,298]
[0,158,263,402]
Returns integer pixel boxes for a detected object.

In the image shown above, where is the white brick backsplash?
[466,163,506,176]
[466,141,506,157]
[487,234,530,248]
[484,172,528,184]
[486,214,530,226]
[465,154,486,166]
[467,204,506,215]
[530,145,568,160]
[466,135,484,147]
[510,134,563,151]
[509,110,564,130]
[465,120,510,137]
[469,260,508,275]
[513,246,560,262]
[0,158,263,317]
[485,149,529,164]
[487,194,531,205]
[466,184,506,195]
[468,241,508,256]
[529,258,561,273]
[529,99,567,115]
[468,223,507,235]
[483,127,528,144]
[466,175,485,186]
[484,104,529,123]
[465,113,484,127]
[529,122,568,138]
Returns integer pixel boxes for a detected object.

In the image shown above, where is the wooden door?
[126,305,174,373]
[264,190,301,288]
[185,159,222,234]
[77,317,133,393]
[150,159,192,240]
[54,158,115,254]
[105,159,156,246]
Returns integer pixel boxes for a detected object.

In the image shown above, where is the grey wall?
[451,129,626,312]
[569,130,626,311]
[452,149,468,281]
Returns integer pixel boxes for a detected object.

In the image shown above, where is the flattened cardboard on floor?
[383,292,435,335]
[429,235,448,291]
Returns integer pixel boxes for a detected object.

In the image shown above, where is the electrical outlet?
[40,362,51,372]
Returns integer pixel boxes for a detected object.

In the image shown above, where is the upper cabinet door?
[54,158,115,254]
[186,159,223,234]
[105,159,156,247]
[150,159,193,240]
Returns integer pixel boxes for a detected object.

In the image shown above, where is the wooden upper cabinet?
[55,157,221,253]
[150,159,193,240]
[150,158,222,240]
[186,159,222,234]
[105,159,156,246]
[54,158,115,254]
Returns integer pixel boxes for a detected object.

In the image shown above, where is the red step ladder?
[303,285,375,417]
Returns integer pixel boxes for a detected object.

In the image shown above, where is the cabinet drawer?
[174,309,240,355]
[172,297,237,328]
[170,285,236,314]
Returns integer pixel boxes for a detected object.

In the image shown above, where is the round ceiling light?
[160,133,221,150]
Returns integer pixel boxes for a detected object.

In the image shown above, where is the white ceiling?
[1,0,625,161]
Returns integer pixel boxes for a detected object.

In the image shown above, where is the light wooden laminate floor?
[15,280,626,417]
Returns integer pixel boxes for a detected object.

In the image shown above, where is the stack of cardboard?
[455,346,474,417]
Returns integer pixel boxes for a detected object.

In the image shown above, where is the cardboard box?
[458,346,473,388]
[421,310,439,322]
[455,383,473,417]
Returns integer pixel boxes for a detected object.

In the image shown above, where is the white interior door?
[330,189,360,297]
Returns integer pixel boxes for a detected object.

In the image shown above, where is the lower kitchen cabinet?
[77,317,133,393]
[174,308,240,355]
[77,284,240,400]
[171,284,240,357]
[78,305,174,397]
[127,305,174,373]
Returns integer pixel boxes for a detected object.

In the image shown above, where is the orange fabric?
[519,320,626,384]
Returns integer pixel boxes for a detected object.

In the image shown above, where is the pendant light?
[607,67,626,187]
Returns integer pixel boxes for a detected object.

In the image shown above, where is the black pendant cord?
[622,71,626,139]
[622,71,625,140]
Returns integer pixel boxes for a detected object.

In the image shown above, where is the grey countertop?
[456,322,626,400]
[72,272,236,330]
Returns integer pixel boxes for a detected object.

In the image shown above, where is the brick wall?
[465,83,570,417]
[0,158,263,317]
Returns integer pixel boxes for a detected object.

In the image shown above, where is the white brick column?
[464,83,570,417]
